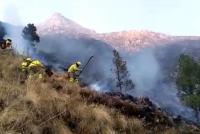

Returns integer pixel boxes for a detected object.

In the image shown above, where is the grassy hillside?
[0,50,199,134]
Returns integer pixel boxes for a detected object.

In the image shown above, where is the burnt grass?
[79,89,173,128]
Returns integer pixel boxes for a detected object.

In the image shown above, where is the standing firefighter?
[67,61,81,82]
[28,59,44,79]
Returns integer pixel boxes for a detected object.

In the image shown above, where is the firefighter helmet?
[76,61,81,66]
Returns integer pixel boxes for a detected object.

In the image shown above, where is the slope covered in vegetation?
[0,50,199,134]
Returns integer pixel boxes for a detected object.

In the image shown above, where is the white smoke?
[126,47,196,121]
[127,48,161,96]
[90,83,101,91]
[5,26,29,55]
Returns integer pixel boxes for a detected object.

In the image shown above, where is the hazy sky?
[0,0,200,35]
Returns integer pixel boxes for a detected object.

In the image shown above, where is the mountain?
[37,13,96,38]
[36,13,200,88]
[97,30,174,52]
[37,13,200,52]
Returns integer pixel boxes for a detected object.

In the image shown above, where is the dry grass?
[0,50,198,134]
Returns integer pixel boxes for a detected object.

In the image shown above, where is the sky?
[0,0,200,35]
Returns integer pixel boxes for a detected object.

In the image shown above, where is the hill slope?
[0,50,199,134]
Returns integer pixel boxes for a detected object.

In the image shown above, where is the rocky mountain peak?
[37,12,96,37]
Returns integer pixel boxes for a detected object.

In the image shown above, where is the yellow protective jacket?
[28,60,43,69]
[21,61,29,69]
[67,64,79,73]
[21,61,30,71]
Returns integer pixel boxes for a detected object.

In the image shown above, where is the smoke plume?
[126,43,200,122]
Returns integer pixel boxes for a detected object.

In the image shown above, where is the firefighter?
[21,58,32,72]
[5,39,12,48]
[67,61,81,82]
[0,38,12,49]
[28,59,44,79]
[20,58,33,81]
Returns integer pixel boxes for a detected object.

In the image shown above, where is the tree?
[176,54,200,121]
[0,22,6,42]
[112,49,135,93]
[22,23,40,46]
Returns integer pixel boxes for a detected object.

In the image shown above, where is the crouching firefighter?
[20,58,33,79]
[67,61,81,82]
[28,59,44,79]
